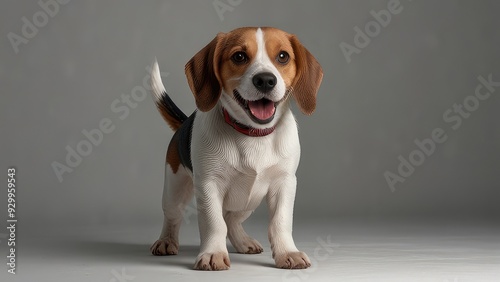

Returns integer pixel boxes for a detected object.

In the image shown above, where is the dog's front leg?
[268,176,311,269]
[193,182,230,271]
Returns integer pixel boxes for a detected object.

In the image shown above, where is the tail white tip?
[151,59,166,102]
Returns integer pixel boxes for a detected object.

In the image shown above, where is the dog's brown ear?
[290,35,323,115]
[185,33,225,112]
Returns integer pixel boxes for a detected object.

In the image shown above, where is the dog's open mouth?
[233,90,276,124]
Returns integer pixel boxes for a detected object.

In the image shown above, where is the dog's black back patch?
[176,111,196,172]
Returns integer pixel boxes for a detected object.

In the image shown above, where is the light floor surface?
[1,218,499,282]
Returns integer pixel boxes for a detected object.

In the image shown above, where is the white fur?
[151,28,310,270]
[150,59,166,102]
[190,103,302,260]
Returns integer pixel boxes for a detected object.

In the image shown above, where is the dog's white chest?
[192,110,301,212]
[223,169,269,211]
[220,136,283,211]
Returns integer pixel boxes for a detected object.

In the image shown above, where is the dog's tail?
[150,60,188,131]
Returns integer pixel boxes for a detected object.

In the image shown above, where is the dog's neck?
[222,108,276,137]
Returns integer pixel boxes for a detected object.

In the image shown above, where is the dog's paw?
[233,237,264,254]
[150,238,179,256]
[274,251,311,269]
[194,252,231,271]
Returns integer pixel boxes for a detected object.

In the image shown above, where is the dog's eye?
[276,51,290,64]
[231,52,248,64]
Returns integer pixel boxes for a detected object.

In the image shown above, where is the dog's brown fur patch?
[166,135,181,173]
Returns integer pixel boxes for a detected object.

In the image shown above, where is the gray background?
[1,1,500,281]
[1,0,500,270]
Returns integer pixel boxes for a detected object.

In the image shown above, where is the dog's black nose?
[252,72,277,93]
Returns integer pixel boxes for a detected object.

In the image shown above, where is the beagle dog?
[150,27,323,270]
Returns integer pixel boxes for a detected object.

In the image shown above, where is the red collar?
[223,109,275,137]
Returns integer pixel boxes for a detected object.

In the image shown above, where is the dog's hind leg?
[151,165,193,255]
[224,211,264,254]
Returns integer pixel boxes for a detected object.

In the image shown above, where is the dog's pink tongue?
[248,99,275,120]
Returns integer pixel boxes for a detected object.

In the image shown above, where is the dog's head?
[185,27,323,129]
